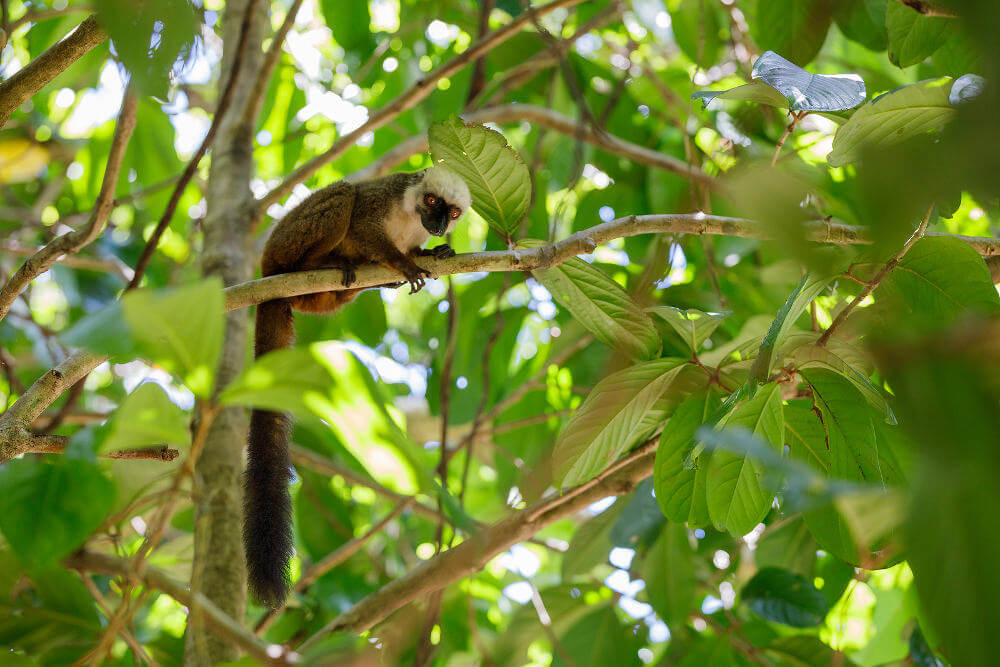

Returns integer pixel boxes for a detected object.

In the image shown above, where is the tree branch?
[299,440,657,642]
[3,213,997,463]
[256,0,587,214]
[224,214,1000,311]
[894,0,957,18]
[65,550,298,665]
[0,15,108,128]
[239,0,306,130]
[345,104,713,186]
[0,86,137,322]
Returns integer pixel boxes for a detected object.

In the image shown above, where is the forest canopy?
[1,0,999,665]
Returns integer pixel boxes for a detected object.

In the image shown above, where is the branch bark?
[2,213,997,463]
[0,86,137,322]
[66,550,298,665]
[256,0,587,214]
[299,440,657,642]
[0,15,108,128]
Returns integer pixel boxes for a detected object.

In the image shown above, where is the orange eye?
[424,194,437,206]
[449,207,461,219]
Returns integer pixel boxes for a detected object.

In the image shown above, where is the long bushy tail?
[244,298,295,608]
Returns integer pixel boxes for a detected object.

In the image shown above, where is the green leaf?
[654,391,720,525]
[101,383,190,455]
[0,459,114,567]
[875,236,1000,334]
[641,523,696,625]
[561,501,625,579]
[94,0,199,97]
[756,518,817,577]
[525,244,661,361]
[649,307,726,356]
[742,567,830,627]
[828,78,957,167]
[62,280,225,397]
[553,605,641,667]
[320,0,376,53]
[220,344,337,419]
[834,0,888,51]
[693,80,790,109]
[750,51,866,112]
[428,115,530,238]
[706,383,784,536]
[886,1,952,68]
[749,273,834,386]
[763,635,858,665]
[296,469,353,560]
[787,342,895,421]
[554,358,688,487]
[748,0,834,65]
[671,0,725,68]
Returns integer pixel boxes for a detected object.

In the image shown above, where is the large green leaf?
[101,382,190,455]
[527,245,661,361]
[0,460,114,567]
[875,236,1000,334]
[748,0,834,65]
[886,1,952,68]
[834,0,887,51]
[755,517,817,577]
[654,391,719,525]
[671,0,725,67]
[742,567,830,627]
[428,116,530,238]
[94,0,199,97]
[706,383,784,536]
[828,78,957,167]
[553,358,688,487]
[553,605,641,667]
[649,307,726,356]
[62,280,225,397]
[641,523,696,625]
[220,344,338,418]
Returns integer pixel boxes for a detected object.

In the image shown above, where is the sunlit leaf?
[429,115,530,238]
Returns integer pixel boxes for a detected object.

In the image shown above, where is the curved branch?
[0,15,108,128]
[299,440,656,642]
[256,0,587,213]
[224,213,1000,311]
[345,104,713,186]
[0,87,137,322]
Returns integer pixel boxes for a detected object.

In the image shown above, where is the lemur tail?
[244,298,295,608]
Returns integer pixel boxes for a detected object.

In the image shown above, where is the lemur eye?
[424,194,437,206]
[449,207,461,219]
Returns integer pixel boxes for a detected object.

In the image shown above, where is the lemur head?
[413,166,471,236]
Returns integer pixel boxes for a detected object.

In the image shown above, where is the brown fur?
[245,169,468,607]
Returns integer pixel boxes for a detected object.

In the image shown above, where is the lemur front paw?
[402,265,432,294]
[428,244,456,259]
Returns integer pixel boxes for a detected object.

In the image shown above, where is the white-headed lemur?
[246,166,471,607]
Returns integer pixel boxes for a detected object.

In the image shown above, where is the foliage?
[1,0,999,664]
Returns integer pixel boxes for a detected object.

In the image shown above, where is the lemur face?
[414,167,471,237]
[417,192,463,236]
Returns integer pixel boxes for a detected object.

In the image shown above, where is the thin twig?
[126,0,258,289]
[0,86,137,322]
[817,206,934,346]
[771,111,807,167]
[240,0,306,129]
[257,0,586,214]
[0,15,107,128]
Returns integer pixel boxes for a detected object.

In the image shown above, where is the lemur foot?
[402,266,432,294]
[424,244,456,259]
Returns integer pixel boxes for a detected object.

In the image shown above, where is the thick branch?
[0,15,108,128]
[257,0,586,213]
[224,214,1000,310]
[0,87,137,321]
[65,550,297,665]
[346,104,713,186]
[300,440,657,641]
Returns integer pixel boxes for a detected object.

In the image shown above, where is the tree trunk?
[184,1,266,662]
